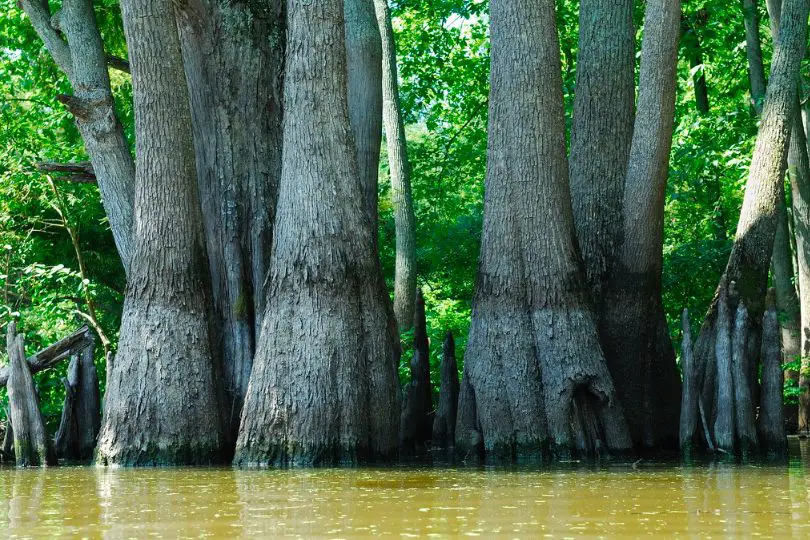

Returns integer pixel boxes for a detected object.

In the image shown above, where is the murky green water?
[4,440,810,538]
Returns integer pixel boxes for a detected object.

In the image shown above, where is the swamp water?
[4,439,810,537]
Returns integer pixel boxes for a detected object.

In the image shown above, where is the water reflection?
[2,441,810,537]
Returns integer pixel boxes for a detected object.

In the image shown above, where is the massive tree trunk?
[599,0,682,450]
[176,0,283,441]
[568,0,634,313]
[373,0,418,331]
[346,0,383,234]
[21,0,135,269]
[456,0,631,462]
[96,0,226,465]
[233,0,400,467]
[685,0,809,452]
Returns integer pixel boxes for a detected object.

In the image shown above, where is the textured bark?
[568,0,634,308]
[20,0,135,269]
[54,340,99,462]
[713,287,735,454]
[455,371,482,459]
[788,102,810,434]
[0,326,92,388]
[693,0,809,447]
[177,0,283,440]
[373,0,417,331]
[731,303,758,456]
[743,0,768,113]
[457,0,631,462]
[346,0,383,233]
[233,0,400,467]
[432,331,459,451]
[6,322,56,467]
[759,290,787,456]
[679,309,700,456]
[602,0,682,450]
[96,0,226,465]
[399,289,433,454]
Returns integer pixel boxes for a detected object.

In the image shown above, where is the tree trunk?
[176,0,284,441]
[233,0,400,467]
[759,289,787,456]
[20,0,135,269]
[682,17,710,115]
[456,0,631,462]
[788,101,810,433]
[690,0,809,452]
[54,356,79,459]
[96,0,226,465]
[713,286,735,454]
[743,0,768,114]
[373,0,417,331]
[731,303,758,456]
[74,338,100,459]
[346,0,383,234]
[601,0,682,450]
[679,309,700,456]
[6,322,56,467]
[432,331,459,452]
[399,289,433,454]
[568,0,634,310]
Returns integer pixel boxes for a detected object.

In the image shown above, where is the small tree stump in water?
[399,289,434,455]
[759,289,787,458]
[432,331,459,451]
[6,321,56,467]
[54,337,101,462]
[455,371,483,461]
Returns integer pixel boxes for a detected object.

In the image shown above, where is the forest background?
[0,0,795,429]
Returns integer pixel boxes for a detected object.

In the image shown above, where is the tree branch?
[19,0,73,78]
[106,54,130,74]
[0,326,93,387]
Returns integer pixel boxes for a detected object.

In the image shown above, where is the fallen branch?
[0,325,92,387]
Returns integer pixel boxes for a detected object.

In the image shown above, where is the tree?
[175,0,284,440]
[233,0,400,467]
[95,0,226,465]
[682,0,809,453]
[374,0,418,330]
[455,0,632,460]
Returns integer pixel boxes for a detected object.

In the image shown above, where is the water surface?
[4,440,810,537]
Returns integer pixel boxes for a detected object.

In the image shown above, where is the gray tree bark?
[688,0,809,452]
[6,322,56,467]
[373,0,417,331]
[456,0,631,462]
[346,0,383,235]
[432,331,459,451]
[759,290,787,456]
[233,0,400,467]
[601,0,682,450]
[96,0,226,465]
[176,0,284,442]
[20,0,135,270]
[399,289,433,454]
[568,0,634,309]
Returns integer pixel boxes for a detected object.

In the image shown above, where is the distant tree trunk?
[681,16,710,115]
[176,0,283,442]
[679,309,701,456]
[96,0,226,465]
[432,331,459,451]
[21,0,135,269]
[373,0,417,331]
[601,0,682,449]
[233,0,400,467]
[6,322,56,467]
[456,0,631,461]
[688,0,809,452]
[346,0,383,234]
[743,0,768,113]
[399,289,432,454]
